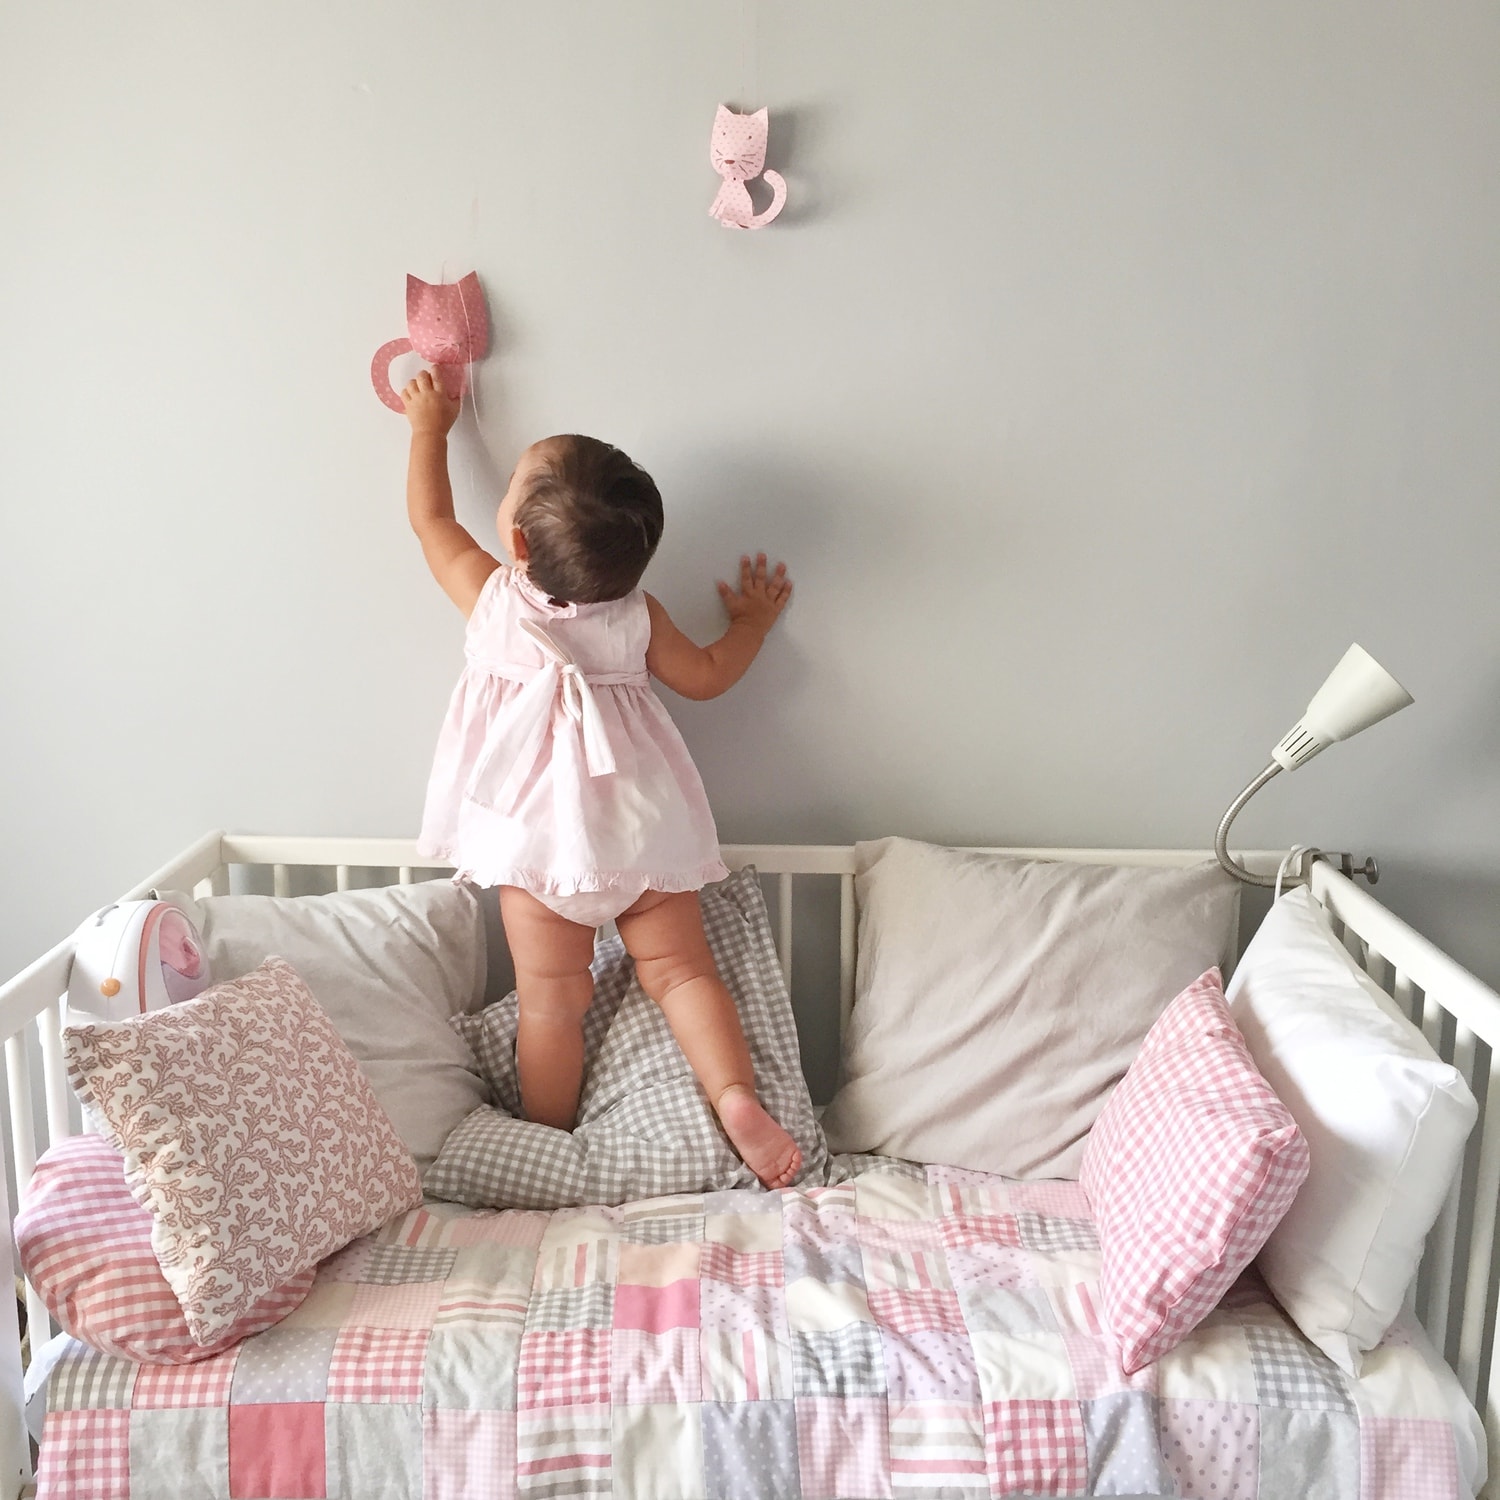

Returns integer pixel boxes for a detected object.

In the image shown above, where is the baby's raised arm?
[402,371,499,617]
[645,554,792,701]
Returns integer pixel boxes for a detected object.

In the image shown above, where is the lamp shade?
[1270,644,1413,771]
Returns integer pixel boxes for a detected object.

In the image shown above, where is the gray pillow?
[423,866,836,1208]
[821,838,1241,1179]
[162,881,490,1173]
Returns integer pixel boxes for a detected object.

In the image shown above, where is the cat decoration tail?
[372,272,489,412]
[708,105,787,231]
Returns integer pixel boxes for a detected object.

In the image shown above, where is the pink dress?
[419,566,729,926]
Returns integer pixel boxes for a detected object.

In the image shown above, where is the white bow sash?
[464,619,625,815]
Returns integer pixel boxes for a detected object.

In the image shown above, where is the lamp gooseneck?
[1214,762,1285,888]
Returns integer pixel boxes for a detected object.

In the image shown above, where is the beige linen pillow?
[160,880,489,1171]
[820,839,1240,1179]
[64,956,423,1346]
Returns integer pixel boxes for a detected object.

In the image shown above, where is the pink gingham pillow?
[64,956,422,1347]
[15,1134,315,1362]
[1081,969,1309,1374]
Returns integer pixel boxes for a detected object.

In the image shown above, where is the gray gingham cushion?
[421,866,839,1208]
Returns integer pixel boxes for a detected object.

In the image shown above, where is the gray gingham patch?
[792,1323,887,1397]
[47,1341,138,1411]
[1247,1322,1356,1415]
[422,867,840,1209]
[357,1245,458,1285]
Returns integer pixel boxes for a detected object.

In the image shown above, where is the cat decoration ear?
[707,103,786,231]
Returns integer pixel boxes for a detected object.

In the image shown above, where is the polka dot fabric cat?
[708,105,787,229]
[372,272,490,412]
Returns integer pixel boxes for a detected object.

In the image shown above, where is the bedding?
[63,957,424,1346]
[31,1161,1482,1499]
[161,879,490,1172]
[1226,887,1477,1374]
[424,866,836,1209]
[15,1134,316,1364]
[821,839,1240,1179]
[1081,969,1308,1373]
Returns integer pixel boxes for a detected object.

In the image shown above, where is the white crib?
[3,832,1499,1499]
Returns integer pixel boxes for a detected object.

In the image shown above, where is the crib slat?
[1392,969,1417,1025]
[336,865,351,892]
[1420,1148,1465,1350]
[398,867,415,886]
[209,865,230,896]
[839,874,856,1036]
[1421,986,1443,1056]
[37,1002,70,1149]
[777,874,794,989]
[24,1283,49,1360]
[5,1035,37,1194]
[1457,1042,1500,1400]
[273,864,291,898]
[1416,1020,1476,1350]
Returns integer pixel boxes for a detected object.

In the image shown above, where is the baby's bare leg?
[615,890,802,1189]
[499,887,598,1131]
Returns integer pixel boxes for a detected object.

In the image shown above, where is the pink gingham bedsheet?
[34,1161,1481,1499]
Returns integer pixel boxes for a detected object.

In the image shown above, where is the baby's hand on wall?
[718,554,793,634]
[401,370,462,437]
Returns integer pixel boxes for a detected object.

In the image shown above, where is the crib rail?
[1311,860,1500,1490]
[2,835,1493,1499]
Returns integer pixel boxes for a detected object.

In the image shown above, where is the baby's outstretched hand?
[401,370,462,437]
[718,554,793,635]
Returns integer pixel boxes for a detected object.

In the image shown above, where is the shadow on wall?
[1374,862,1500,995]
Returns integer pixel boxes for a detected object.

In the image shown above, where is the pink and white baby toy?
[372,273,490,412]
[708,105,787,230]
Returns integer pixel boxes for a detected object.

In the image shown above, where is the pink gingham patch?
[795,1396,892,1500]
[326,1327,428,1404]
[1360,1417,1462,1500]
[984,1399,1089,1495]
[516,1328,611,1408]
[423,1409,517,1500]
[36,1409,130,1500]
[131,1348,238,1408]
[1081,970,1309,1373]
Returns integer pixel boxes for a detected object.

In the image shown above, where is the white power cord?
[1274,844,1318,902]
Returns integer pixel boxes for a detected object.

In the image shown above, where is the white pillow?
[160,880,489,1172]
[821,839,1240,1179]
[1226,886,1477,1374]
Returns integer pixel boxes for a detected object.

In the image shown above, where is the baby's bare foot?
[716,1084,802,1189]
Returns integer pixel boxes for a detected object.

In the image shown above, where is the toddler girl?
[402,370,801,1189]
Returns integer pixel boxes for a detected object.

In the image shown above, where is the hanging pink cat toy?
[708,105,786,230]
[371,272,489,412]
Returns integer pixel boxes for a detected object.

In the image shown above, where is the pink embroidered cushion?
[15,1134,315,1363]
[1080,969,1309,1374]
[63,956,423,1347]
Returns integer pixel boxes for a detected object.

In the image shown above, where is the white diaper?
[533,887,650,929]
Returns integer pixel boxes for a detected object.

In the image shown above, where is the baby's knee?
[516,971,594,1023]
[635,951,718,1003]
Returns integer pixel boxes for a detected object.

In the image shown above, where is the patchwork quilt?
[34,1162,1481,1500]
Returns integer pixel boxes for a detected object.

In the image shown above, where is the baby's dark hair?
[515,435,664,603]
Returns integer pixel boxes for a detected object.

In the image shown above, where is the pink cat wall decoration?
[371,272,489,412]
[708,105,786,230]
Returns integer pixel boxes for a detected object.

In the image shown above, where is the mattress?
[28,1159,1485,1499]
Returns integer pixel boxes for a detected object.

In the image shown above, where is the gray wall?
[3,2,1497,992]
